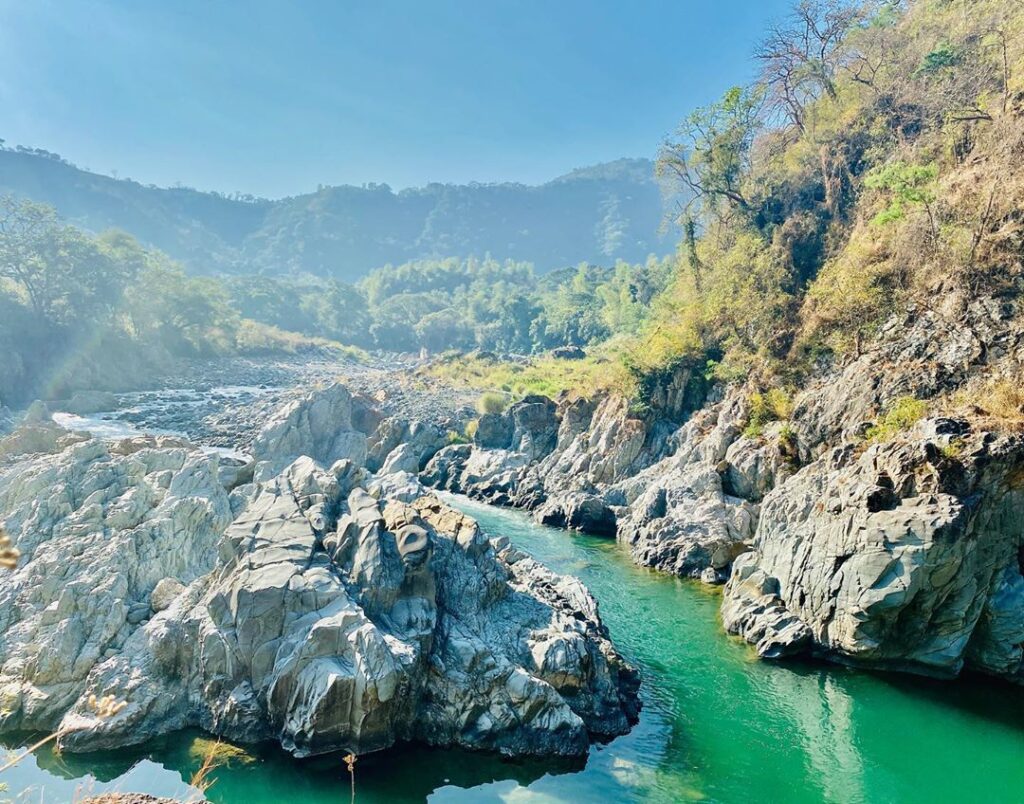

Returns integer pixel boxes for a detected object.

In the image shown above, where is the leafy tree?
[657,85,765,221]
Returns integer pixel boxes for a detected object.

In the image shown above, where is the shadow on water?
[3,729,583,803]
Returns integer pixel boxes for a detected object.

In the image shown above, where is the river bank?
[5,496,1023,803]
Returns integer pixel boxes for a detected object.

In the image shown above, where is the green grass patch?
[424,350,634,401]
[865,396,927,443]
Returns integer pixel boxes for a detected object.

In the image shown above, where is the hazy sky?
[1,0,793,198]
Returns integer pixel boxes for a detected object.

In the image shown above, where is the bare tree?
[755,0,867,131]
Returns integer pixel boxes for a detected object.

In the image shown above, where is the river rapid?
[5,491,1023,803]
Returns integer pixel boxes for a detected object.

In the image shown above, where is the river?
[4,496,1023,802]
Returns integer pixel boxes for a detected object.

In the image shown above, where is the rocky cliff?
[416,291,1024,682]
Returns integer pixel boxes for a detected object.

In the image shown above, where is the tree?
[755,0,866,131]
[657,86,765,223]
[0,196,134,326]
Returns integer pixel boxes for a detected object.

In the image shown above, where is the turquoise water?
[5,495,1024,802]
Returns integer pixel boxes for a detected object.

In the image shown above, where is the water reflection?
[759,668,866,804]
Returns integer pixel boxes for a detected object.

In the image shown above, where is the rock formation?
[251,383,367,481]
[0,391,639,757]
[722,420,1024,681]
[415,293,1024,681]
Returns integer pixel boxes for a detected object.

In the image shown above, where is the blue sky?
[0,0,793,198]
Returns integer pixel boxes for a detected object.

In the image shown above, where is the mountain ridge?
[0,148,672,280]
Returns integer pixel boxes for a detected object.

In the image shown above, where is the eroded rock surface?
[0,412,639,757]
[251,383,367,481]
[722,421,1024,681]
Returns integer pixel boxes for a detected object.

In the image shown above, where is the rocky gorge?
[0,288,1022,791]
[417,292,1024,683]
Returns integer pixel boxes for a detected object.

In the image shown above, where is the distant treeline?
[0,195,672,406]
[227,255,674,354]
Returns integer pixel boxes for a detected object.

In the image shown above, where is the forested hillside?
[454,0,1024,410]
[0,149,670,280]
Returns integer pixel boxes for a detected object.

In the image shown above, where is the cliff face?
[722,423,1024,680]
[418,286,1024,681]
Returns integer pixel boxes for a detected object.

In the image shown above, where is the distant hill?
[0,148,674,280]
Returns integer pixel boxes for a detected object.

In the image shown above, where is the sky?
[0,0,793,198]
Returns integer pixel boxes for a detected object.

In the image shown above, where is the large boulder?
[509,396,559,461]
[374,420,447,476]
[251,383,367,480]
[534,492,617,537]
[722,419,1024,682]
[474,413,514,450]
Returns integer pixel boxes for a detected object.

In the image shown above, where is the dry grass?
[946,373,1024,429]
[185,736,255,800]
[0,526,18,571]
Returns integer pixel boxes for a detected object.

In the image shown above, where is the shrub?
[446,429,469,445]
[865,396,927,442]
[744,387,793,437]
[476,392,510,415]
[465,419,479,439]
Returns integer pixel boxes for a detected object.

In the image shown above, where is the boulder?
[374,420,447,476]
[420,444,473,492]
[150,579,186,613]
[474,413,514,450]
[0,422,91,460]
[251,383,367,479]
[534,492,617,537]
[509,396,559,461]
[722,420,1024,681]
[551,346,586,360]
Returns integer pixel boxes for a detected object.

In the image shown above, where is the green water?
[5,495,1024,802]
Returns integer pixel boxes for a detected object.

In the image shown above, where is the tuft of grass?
[187,736,256,767]
[476,391,510,415]
[446,429,469,445]
[940,438,965,459]
[865,396,927,443]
